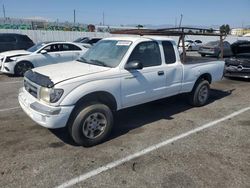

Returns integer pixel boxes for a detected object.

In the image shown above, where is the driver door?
[121,41,166,108]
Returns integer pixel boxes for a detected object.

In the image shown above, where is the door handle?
[158,71,164,76]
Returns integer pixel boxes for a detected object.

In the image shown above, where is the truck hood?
[31,60,111,85]
[0,50,31,57]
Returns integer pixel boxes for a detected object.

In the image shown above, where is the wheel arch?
[74,91,117,111]
[66,91,117,131]
[192,73,212,91]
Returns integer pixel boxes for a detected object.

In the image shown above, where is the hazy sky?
[1,0,250,27]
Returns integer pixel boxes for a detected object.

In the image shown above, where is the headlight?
[39,87,64,103]
[5,57,15,63]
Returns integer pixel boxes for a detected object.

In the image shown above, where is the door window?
[128,41,161,67]
[59,44,81,51]
[42,44,60,52]
[18,35,33,42]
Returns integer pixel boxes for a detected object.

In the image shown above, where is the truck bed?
[182,51,223,64]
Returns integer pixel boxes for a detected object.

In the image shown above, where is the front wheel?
[68,103,113,147]
[14,61,33,76]
[188,80,210,107]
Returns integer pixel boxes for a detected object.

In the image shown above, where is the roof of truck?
[104,36,175,43]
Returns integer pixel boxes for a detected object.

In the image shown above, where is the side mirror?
[40,50,47,54]
[125,60,143,70]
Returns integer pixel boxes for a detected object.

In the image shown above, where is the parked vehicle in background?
[0,33,34,52]
[73,37,102,47]
[0,41,88,76]
[198,40,232,58]
[224,40,250,78]
[179,39,202,51]
[18,36,225,146]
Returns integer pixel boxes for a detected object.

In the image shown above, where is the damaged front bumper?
[18,88,74,129]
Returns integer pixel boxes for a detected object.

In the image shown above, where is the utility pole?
[175,17,177,27]
[3,4,6,19]
[102,12,105,26]
[179,14,183,28]
[73,9,76,25]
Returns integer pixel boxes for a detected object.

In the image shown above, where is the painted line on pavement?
[0,106,20,112]
[0,81,22,85]
[55,106,250,188]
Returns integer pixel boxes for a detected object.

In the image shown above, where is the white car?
[0,41,88,76]
[19,36,225,146]
[179,40,202,51]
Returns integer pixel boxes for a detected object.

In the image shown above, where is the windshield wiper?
[90,59,110,67]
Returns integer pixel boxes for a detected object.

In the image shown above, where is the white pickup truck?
[18,36,225,146]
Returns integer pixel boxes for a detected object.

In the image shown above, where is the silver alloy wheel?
[198,85,208,103]
[82,112,107,139]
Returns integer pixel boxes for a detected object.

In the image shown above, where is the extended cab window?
[162,41,176,64]
[128,41,161,67]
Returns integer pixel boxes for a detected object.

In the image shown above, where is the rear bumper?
[18,88,74,129]
[198,51,216,55]
[224,72,250,78]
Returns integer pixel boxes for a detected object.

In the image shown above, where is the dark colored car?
[73,37,102,46]
[0,33,34,52]
[224,41,250,78]
[198,40,232,58]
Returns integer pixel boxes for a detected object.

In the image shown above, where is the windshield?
[27,42,46,52]
[77,40,131,68]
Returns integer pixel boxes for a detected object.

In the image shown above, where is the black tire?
[188,80,210,107]
[14,61,33,76]
[201,54,206,57]
[68,103,113,147]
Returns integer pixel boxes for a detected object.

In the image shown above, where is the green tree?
[220,24,230,34]
[137,24,144,29]
[207,28,214,33]
[225,24,230,34]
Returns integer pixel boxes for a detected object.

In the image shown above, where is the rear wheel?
[188,80,210,107]
[201,54,206,57]
[14,61,33,76]
[68,103,113,147]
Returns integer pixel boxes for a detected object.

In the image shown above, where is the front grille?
[24,79,38,98]
[225,65,250,73]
